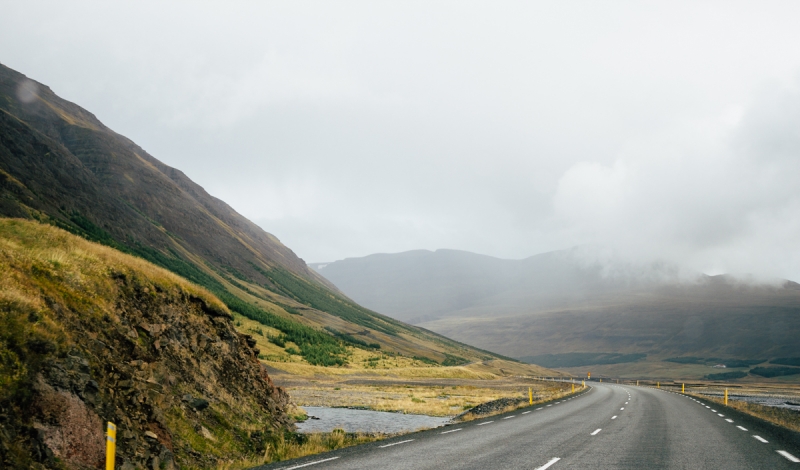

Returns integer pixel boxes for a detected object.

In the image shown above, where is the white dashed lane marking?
[534,457,561,470]
[476,421,493,426]
[591,428,602,436]
[611,416,617,420]
[522,411,531,414]
[753,435,769,443]
[379,439,414,448]
[778,451,800,463]
[441,428,462,434]
[503,416,516,420]
[737,426,748,431]
[283,457,339,469]
[725,419,733,423]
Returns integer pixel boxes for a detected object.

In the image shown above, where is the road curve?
[255,383,800,470]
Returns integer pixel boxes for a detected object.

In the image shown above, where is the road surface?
[256,382,800,469]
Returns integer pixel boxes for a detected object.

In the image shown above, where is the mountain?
[0,219,291,469]
[311,248,800,371]
[0,62,509,366]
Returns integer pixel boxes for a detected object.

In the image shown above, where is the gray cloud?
[3,1,800,280]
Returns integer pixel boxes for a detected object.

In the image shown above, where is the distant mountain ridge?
[0,62,507,365]
[311,248,800,362]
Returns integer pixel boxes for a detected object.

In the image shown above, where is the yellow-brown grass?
[217,431,386,469]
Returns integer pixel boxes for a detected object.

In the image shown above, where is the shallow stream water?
[296,406,451,434]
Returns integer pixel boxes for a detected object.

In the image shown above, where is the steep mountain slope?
[0,63,508,365]
[311,249,800,365]
[0,219,290,469]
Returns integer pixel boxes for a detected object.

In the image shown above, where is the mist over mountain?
[311,248,800,362]
[0,62,507,364]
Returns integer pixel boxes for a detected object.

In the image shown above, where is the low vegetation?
[770,357,800,367]
[665,357,764,368]
[705,371,748,380]
[521,352,646,368]
[750,366,800,378]
[697,394,800,434]
[220,430,388,470]
[0,219,293,469]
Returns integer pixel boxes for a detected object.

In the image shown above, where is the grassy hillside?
[0,63,513,366]
[0,218,295,469]
[313,248,800,376]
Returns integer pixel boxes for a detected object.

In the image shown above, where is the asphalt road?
[257,383,800,469]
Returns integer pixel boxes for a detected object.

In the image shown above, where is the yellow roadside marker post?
[106,422,116,470]
[725,389,728,406]
[657,382,660,389]
[682,383,685,393]
[572,383,575,393]
[636,380,639,386]
[529,387,533,405]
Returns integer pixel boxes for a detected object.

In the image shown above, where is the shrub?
[705,371,747,380]
[750,366,800,378]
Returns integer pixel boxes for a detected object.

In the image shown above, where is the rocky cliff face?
[0,219,292,469]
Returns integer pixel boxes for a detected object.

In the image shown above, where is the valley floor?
[269,363,569,416]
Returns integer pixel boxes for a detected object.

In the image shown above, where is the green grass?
[750,366,800,378]
[770,357,800,366]
[520,352,646,368]
[705,371,748,380]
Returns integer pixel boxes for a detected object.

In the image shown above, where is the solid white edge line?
[736,426,748,431]
[753,435,768,443]
[477,421,493,426]
[778,451,800,463]
[282,456,340,469]
[534,457,561,470]
[591,428,602,435]
[441,428,462,434]
[379,439,415,448]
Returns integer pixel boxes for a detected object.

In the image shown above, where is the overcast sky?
[3,1,800,280]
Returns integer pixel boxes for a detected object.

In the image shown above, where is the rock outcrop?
[0,219,291,469]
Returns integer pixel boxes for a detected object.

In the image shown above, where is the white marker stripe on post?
[535,457,561,470]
